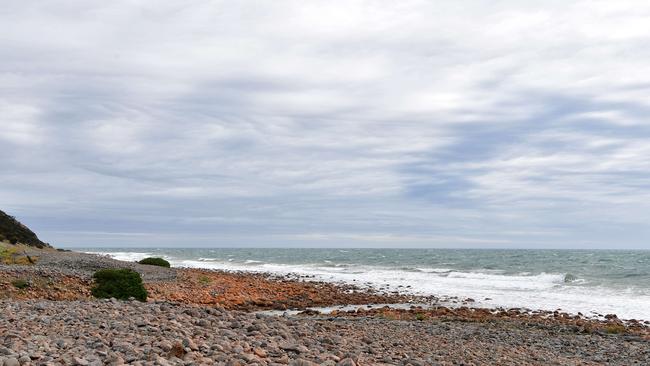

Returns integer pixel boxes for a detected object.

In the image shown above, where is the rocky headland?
[0,210,50,249]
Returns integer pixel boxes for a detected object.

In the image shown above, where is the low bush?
[0,245,17,263]
[138,257,171,268]
[11,278,30,289]
[0,245,38,265]
[604,323,626,334]
[198,275,212,285]
[91,268,147,301]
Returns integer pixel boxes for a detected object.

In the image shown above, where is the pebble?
[0,300,648,365]
[337,359,356,366]
[73,357,89,366]
[3,358,19,366]
[289,359,319,366]
[2,247,650,366]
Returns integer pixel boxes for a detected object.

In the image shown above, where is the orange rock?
[253,347,267,358]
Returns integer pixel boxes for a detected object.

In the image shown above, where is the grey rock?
[279,343,309,353]
[73,357,89,366]
[3,358,19,366]
[182,338,198,351]
[289,360,319,366]
[336,359,356,366]
[239,353,256,362]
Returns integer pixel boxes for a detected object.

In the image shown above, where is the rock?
[106,355,125,366]
[17,356,30,365]
[168,342,185,358]
[73,357,89,366]
[158,341,172,352]
[253,348,267,358]
[289,360,319,366]
[279,343,309,353]
[3,358,19,366]
[336,359,356,366]
[196,319,210,327]
[277,355,290,364]
[324,354,340,362]
[182,338,198,351]
[239,353,255,362]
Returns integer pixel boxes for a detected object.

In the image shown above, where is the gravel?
[1,299,649,366]
[22,250,176,282]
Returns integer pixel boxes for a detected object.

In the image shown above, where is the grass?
[11,278,30,289]
[379,312,400,320]
[604,324,626,334]
[0,243,39,265]
[198,275,212,286]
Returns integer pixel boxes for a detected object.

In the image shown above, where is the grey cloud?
[2,1,650,248]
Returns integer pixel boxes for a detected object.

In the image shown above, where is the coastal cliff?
[0,209,50,248]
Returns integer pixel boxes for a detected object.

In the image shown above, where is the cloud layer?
[2,1,650,248]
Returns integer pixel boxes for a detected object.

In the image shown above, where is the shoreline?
[3,247,650,323]
[1,245,649,365]
[84,247,650,322]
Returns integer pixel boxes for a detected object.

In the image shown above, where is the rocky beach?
[5,1,650,364]
[1,246,650,365]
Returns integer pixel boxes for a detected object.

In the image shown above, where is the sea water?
[80,248,650,321]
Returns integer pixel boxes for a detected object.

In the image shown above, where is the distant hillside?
[0,209,50,248]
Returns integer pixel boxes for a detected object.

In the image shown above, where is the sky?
[2,1,650,249]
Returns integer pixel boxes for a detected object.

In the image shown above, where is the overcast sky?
[2,1,650,248]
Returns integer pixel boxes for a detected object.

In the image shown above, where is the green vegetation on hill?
[138,257,171,268]
[91,268,148,301]
[0,209,50,248]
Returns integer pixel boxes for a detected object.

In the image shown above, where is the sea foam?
[88,249,650,321]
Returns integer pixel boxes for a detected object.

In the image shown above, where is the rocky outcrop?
[0,209,50,248]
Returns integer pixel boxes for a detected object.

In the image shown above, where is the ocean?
[80,248,650,321]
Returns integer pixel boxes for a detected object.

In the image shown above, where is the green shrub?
[138,257,171,268]
[198,275,211,285]
[605,324,626,334]
[11,278,30,289]
[91,268,147,301]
